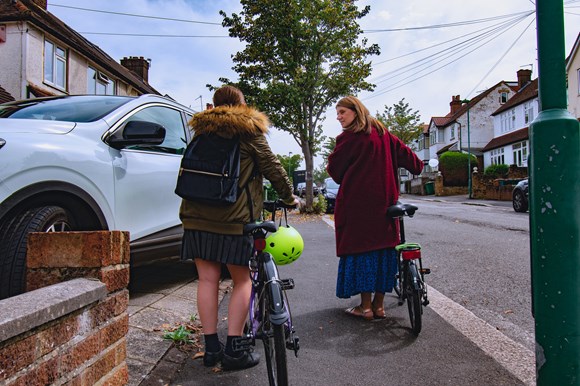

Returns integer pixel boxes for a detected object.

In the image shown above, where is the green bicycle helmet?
[264,225,304,265]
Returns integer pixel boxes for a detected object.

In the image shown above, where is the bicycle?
[387,201,431,336]
[233,200,300,386]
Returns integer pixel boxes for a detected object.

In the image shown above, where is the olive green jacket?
[179,105,294,235]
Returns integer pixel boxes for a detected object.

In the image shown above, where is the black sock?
[204,334,221,353]
[225,335,243,358]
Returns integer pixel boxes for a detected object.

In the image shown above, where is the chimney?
[449,95,462,115]
[517,69,532,89]
[120,57,150,83]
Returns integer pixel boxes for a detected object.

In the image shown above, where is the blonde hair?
[213,85,246,107]
[336,96,387,135]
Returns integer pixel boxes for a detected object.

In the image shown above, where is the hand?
[291,195,304,211]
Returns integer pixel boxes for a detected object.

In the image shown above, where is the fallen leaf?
[192,352,204,360]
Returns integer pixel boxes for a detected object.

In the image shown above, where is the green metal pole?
[531,1,580,384]
[467,108,472,198]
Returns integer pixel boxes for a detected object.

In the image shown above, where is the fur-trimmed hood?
[188,105,270,138]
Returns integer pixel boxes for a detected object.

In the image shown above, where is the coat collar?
[188,105,270,138]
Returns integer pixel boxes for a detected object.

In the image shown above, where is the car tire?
[0,206,73,299]
[512,190,528,213]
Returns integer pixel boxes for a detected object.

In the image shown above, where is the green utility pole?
[461,99,473,198]
[531,1,580,384]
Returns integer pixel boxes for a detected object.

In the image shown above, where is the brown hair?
[336,95,387,135]
[213,85,246,107]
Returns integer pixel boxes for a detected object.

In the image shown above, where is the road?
[172,196,533,385]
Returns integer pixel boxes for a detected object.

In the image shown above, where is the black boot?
[222,350,260,371]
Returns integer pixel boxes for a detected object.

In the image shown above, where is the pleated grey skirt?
[181,230,253,266]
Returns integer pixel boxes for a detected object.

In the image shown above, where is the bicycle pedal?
[423,299,430,306]
[281,278,295,290]
[232,335,253,352]
[420,268,431,275]
[286,336,300,356]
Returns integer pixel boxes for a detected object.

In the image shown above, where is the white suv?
[0,95,195,299]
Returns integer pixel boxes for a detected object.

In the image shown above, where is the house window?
[450,125,455,140]
[512,141,528,167]
[524,102,534,125]
[501,110,515,133]
[429,128,437,145]
[87,67,116,95]
[491,148,505,165]
[44,40,67,90]
[500,92,509,104]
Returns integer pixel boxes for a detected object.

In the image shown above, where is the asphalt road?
[171,196,531,386]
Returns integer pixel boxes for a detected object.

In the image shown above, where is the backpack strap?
[240,156,260,223]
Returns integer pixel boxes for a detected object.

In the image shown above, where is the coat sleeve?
[391,133,423,175]
[250,135,294,203]
[327,131,357,184]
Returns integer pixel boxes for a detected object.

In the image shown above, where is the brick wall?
[0,231,130,386]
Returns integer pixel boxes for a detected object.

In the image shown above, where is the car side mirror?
[108,120,166,150]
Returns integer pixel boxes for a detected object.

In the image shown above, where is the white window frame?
[512,141,528,167]
[44,39,67,90]
[491,148,505,165]
[524,102,534,125]
[87,66,116,95]
[577,68,580,96]
[500,92,509,104]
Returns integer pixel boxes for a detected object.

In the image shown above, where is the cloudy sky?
[47,0,579,165]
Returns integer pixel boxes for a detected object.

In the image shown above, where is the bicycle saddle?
[244,220,278,234]
[386,202,418,218]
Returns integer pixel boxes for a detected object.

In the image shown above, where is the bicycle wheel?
[262,289,288,386]
[405,262,423,335]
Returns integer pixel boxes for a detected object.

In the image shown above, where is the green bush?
[483,164,509,178]
[439,151,477,186]
[301,193,327,214]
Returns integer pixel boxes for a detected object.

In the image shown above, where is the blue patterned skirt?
[336,248,398,299]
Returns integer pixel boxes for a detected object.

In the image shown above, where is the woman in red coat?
[327,96,423,320]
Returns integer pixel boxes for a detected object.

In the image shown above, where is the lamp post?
[461,99,472,198]
[287,152,293,179]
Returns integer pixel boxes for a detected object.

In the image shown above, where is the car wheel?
[512,190,528,212]
[0,206,73,299]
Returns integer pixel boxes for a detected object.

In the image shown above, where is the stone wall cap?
[0,278,107,342]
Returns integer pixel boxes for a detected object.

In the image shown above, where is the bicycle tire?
[262,290,289,386]
[405,262,423,335]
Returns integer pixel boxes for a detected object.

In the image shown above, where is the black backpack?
[175,133,242,205]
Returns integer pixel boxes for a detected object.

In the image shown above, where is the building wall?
[568,53,580,118]
[0,23,26,99]
[456,85,514,151]
[0,21,140,100]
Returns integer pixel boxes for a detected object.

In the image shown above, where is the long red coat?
[327,128,423,256]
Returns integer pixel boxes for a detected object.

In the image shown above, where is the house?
[483,72,538,169]
[566,32,580,118]
[421,79,519,171]
[0,0,159,102]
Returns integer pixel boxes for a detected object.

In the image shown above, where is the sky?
[47,0,580,167]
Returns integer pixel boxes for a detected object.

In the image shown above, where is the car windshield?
[0,96,133,122]
[326,179,339,189]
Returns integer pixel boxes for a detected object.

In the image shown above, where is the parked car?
[295,182,319,198]
[512,178,529,212]
[0,94,196,299]
[322,177,340,214]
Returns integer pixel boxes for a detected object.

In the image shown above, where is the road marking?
[322,215,535,385]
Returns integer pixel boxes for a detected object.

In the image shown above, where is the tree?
[215,0,379,210]
[376,98,423,149]
[277,153,303,183]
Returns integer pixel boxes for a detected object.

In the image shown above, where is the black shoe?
[203,346,223,367]
[222,350,261,371]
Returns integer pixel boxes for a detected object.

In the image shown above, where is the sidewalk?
[403,193,514,208]
[125,259,231,386]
